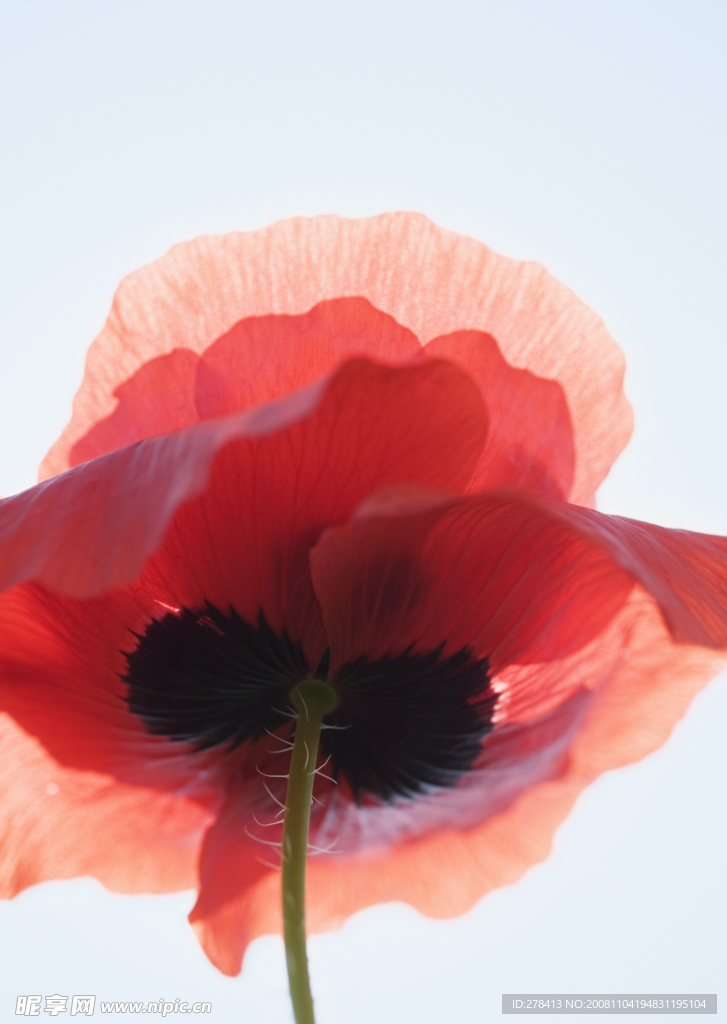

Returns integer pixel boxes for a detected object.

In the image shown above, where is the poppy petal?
[425,331,574,500]
[1,361,487,625]
[0,711,212,898]
[187,771,585,977]
[309,491,636,683]
[310,490,727,691]
[308,589,721,922]
[193,297,423,421]
[67,299,423,469]
[0,579,226,905]
[0,377,326,600]
[532,503,727,649]
[41,214,630,507]
[189,787,281,976]
[71,348,201,466]
[0,579,227,794]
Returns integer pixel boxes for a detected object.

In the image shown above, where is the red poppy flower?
[1,212,726,982]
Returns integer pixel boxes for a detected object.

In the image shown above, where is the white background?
[0,2,725,1021]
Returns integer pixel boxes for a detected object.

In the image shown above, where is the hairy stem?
[282,679,337,1024]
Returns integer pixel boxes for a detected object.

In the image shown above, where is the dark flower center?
[124,603,496,802]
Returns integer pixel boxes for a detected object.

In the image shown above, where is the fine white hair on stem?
[308,838,342,855]
[252,813,285,828]
[309,753,336,783]
[256,766,290,780]
[262,781,286,810]
[320,723,351,730]
[255,855,282,872]
[296,689,309,722]
[263,726,296,757]
[303,740,310,770]
[244,825,285,850]
[271,705,299,720]
[265,727,295,748]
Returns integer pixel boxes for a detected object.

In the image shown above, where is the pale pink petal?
[41,214,631,505]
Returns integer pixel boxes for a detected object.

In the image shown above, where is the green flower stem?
[282,679,337,1024]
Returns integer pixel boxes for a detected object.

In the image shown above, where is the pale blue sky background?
[0,1,725,1021]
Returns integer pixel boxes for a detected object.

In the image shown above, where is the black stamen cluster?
[124,603,496,802]
[325,647,495,801]
[124,605,308,749]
